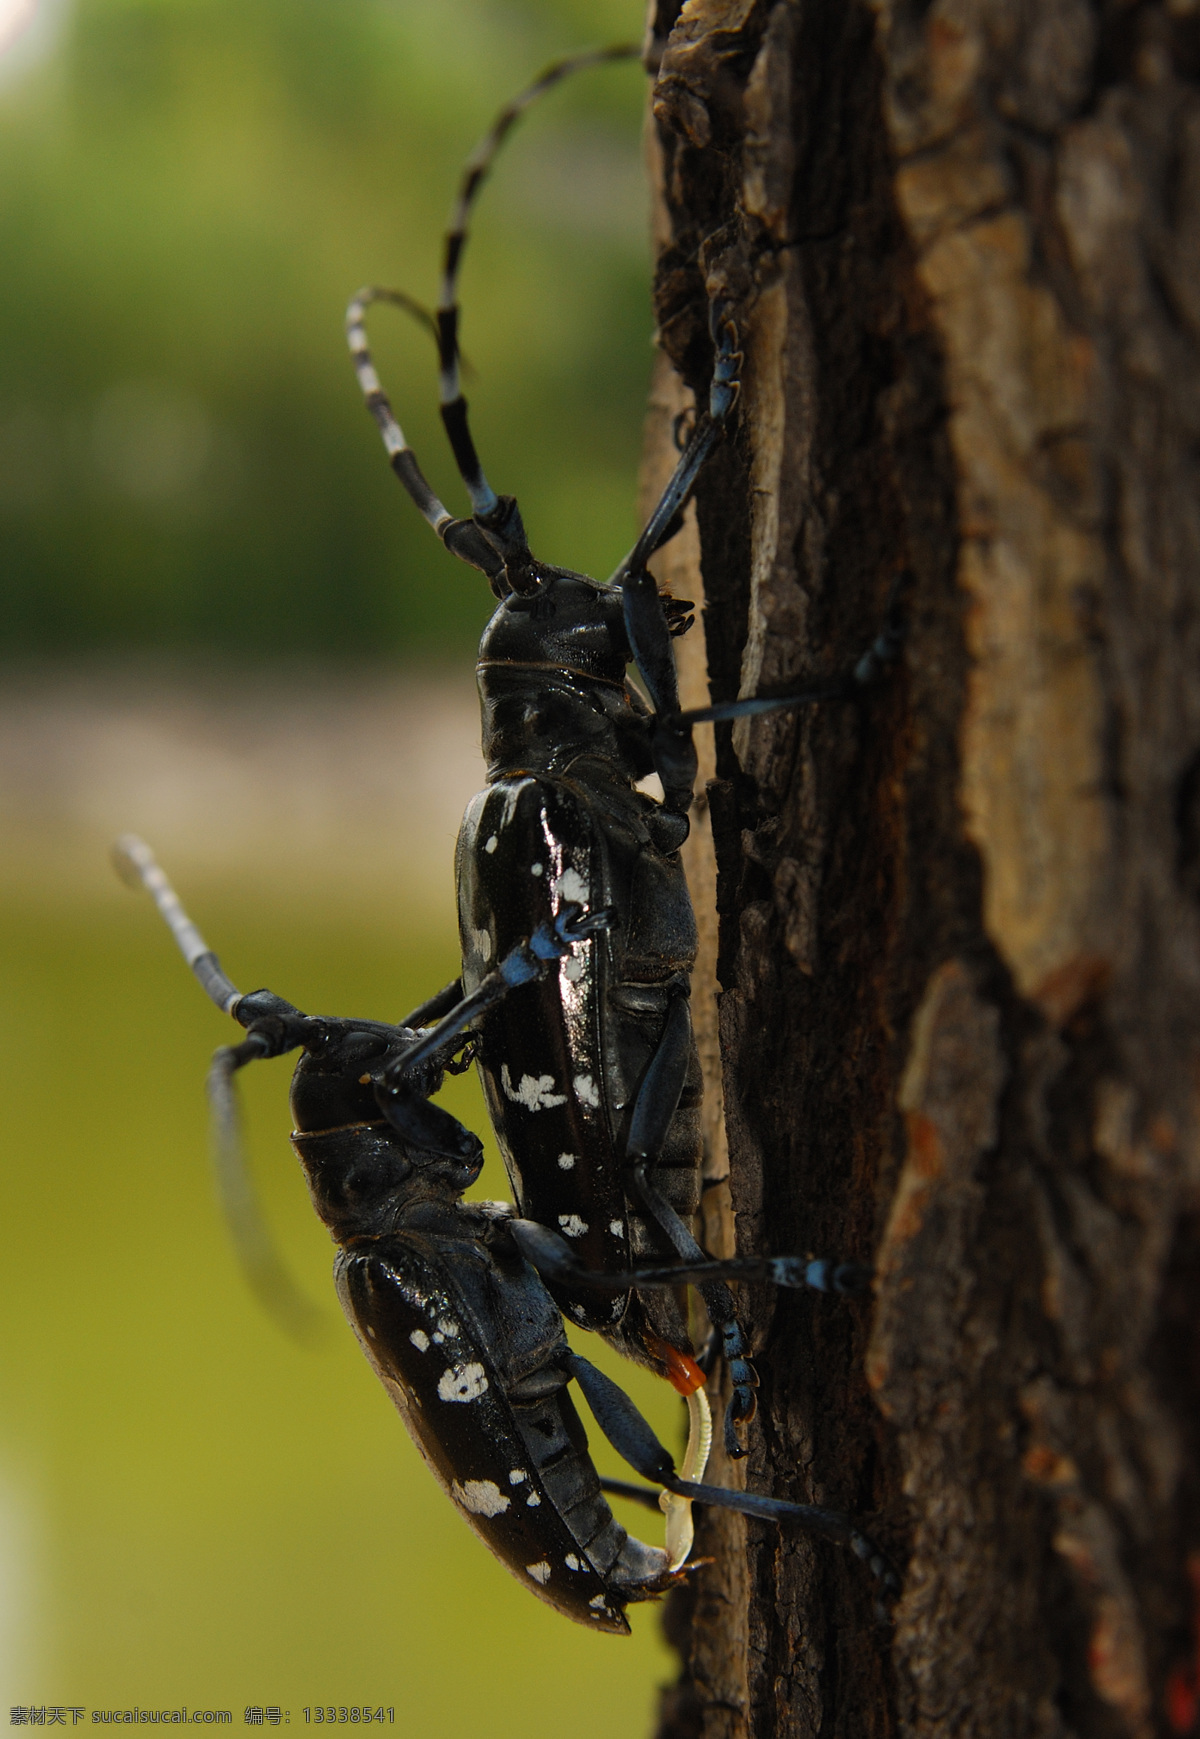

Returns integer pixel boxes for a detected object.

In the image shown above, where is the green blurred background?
[0,0,684,1730]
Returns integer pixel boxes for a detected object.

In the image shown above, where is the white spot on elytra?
[609,1219,624,1237]
[366,1325,376,1338]
[438,1363,489,1403]
[565,1554,580,1570]
[525,1561,552,1584]
[558,1214,588,1238]
[409,1329,429,1352]
[432,1333,444,1345]
[553,868,589,904]
[574,1074,600,1108]
[509,1468,527,1485]
[526,1491,541,1506]
[452,1480,510,1517]
[563,955,583,981]
[501,1064,566,1111]
[589,1594,610,1610]
[571,1305,587,1321]
[484,835,498,854]
[438,1318,460,1339]
[558,1153,577,1170]
[531,862,544,877]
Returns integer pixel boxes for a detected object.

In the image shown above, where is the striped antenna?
[113,833,241,1012]
[113,835,324,1343]
[347,44,640,562]
[435,43,640,515]
[346,288,457,537]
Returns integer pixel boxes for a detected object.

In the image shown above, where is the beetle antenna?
[346,289,504,580]
[113,835,324,1343]
[207,1041,325,1342]
[347,45,641,581]
[435,43,640,515]
[113,832,241,1014]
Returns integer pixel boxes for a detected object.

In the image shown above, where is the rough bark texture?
[639,3,1200,1736]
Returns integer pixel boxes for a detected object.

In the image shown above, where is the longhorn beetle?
[115,837,898,1629]
[346,47,900,1457]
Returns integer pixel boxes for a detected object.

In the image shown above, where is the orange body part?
[643,1329,706,1396]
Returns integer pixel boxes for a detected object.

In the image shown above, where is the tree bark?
[639,3,1200,1736]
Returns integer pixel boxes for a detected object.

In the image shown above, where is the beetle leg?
[373,1077,484,1172]
[625,988,692,1158]
[671,569,907,731]
[628,1162,760,1457]
[387,905,614,1085]
[614,299,742,585]
[564,1352,900,1608]
[623,991,760,1456]
[509,1218,869,1295]
[624,1167,875,1449]
[610,304,743,813]
[398,977,463,1029]
[597,1476,664,1512]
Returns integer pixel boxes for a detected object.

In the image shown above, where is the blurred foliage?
[0,0,651,660]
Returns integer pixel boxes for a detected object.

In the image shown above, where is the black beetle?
[346,48,899,1457]
[114,835,898,1630]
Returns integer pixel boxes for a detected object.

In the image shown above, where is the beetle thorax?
[477,573,630,684]
[474,575,654,782]
[478,668,640,780]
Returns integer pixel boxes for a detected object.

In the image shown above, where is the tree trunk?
[638,3,1200,1735]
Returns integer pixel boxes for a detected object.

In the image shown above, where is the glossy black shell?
[458,585,703,1370]
[285,1019,672,1629]
[337,1218,671,1633]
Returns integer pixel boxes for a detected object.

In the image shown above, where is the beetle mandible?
[115,836,899,1630]
[345,47,900,1458]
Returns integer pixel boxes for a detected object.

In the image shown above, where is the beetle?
[345,48,900,1457]
[114,835,899,1630]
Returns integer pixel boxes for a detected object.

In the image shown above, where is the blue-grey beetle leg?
[622,989,760,1458]
[564,1351,900,1612]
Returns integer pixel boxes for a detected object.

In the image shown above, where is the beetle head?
[289,1025,483,1240]
[477,571,630,683]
